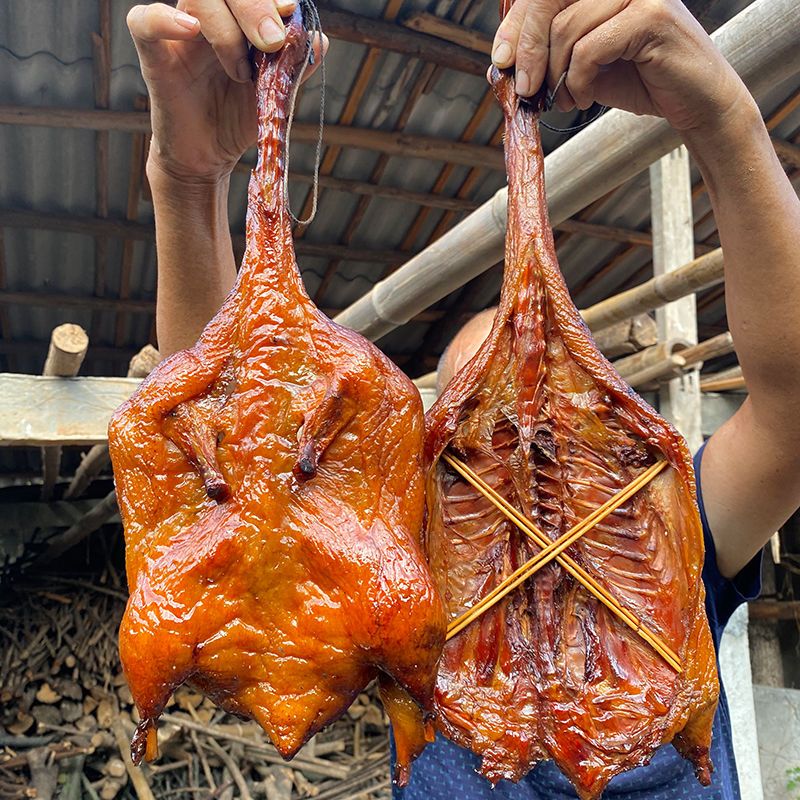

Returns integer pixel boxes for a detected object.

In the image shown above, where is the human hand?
[127,1,327,184]
[491,0,749,133]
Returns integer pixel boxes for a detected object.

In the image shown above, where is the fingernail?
[276,0,296,15]
[174,9,199,30]
[236,58,252,82]
[516,69,530,96]
[492,41,512,67]
[258,17,285,48]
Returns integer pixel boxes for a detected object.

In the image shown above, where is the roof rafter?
[0,106,503,170]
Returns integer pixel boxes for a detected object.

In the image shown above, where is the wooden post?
[64,345,160,499]
[749,559,786,687]
[650,148,702,451]
[41,324,89,501]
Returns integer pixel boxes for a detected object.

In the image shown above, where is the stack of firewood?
[0,575,392,800]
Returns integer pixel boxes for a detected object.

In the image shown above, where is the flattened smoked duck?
[422,61,719,800]
[108,5,444,780]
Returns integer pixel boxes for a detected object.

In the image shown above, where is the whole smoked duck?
[423,66,719,800]
[108,5,444,781]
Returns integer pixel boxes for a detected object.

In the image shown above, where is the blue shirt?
[394,445,762,800]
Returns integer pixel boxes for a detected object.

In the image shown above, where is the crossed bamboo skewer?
[441,452,681,673]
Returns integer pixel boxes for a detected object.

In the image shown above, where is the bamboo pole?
[679,331,735,367]
[615,332,734,389]
[0,208,418,264]
[41,324,89,501]
[625,355,687,389]
[701,366,745,392]
[334,0,800,340]
[580,249,724,333]
[612,340,688,380]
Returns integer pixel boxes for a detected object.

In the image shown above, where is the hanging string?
[283,0,326,226]
[539,69,608,134]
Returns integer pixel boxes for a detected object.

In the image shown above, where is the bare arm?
[491,0,800,577]
[148,166,237,355]
[682,105,800,577]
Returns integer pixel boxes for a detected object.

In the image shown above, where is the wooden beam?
[554,218,715,254]
[0,374,141,447]
[288,171,480,211]
[748,601,800,621]
[0,106,504,170]
[400,11,492,54]
[0,290,446,325]
[0,209,415,264]
[317,4,488,75]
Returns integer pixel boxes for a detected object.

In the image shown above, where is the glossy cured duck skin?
[422,69,719,799]
[108,5,445,781]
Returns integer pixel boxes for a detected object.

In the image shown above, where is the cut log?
[591,314,658,358]
[41,325,89,501]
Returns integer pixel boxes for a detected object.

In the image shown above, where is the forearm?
[149,161,238,358]
[682,96,800,429]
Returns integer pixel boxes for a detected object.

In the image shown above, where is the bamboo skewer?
[445,459,667,640]
[441,453,681,672]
